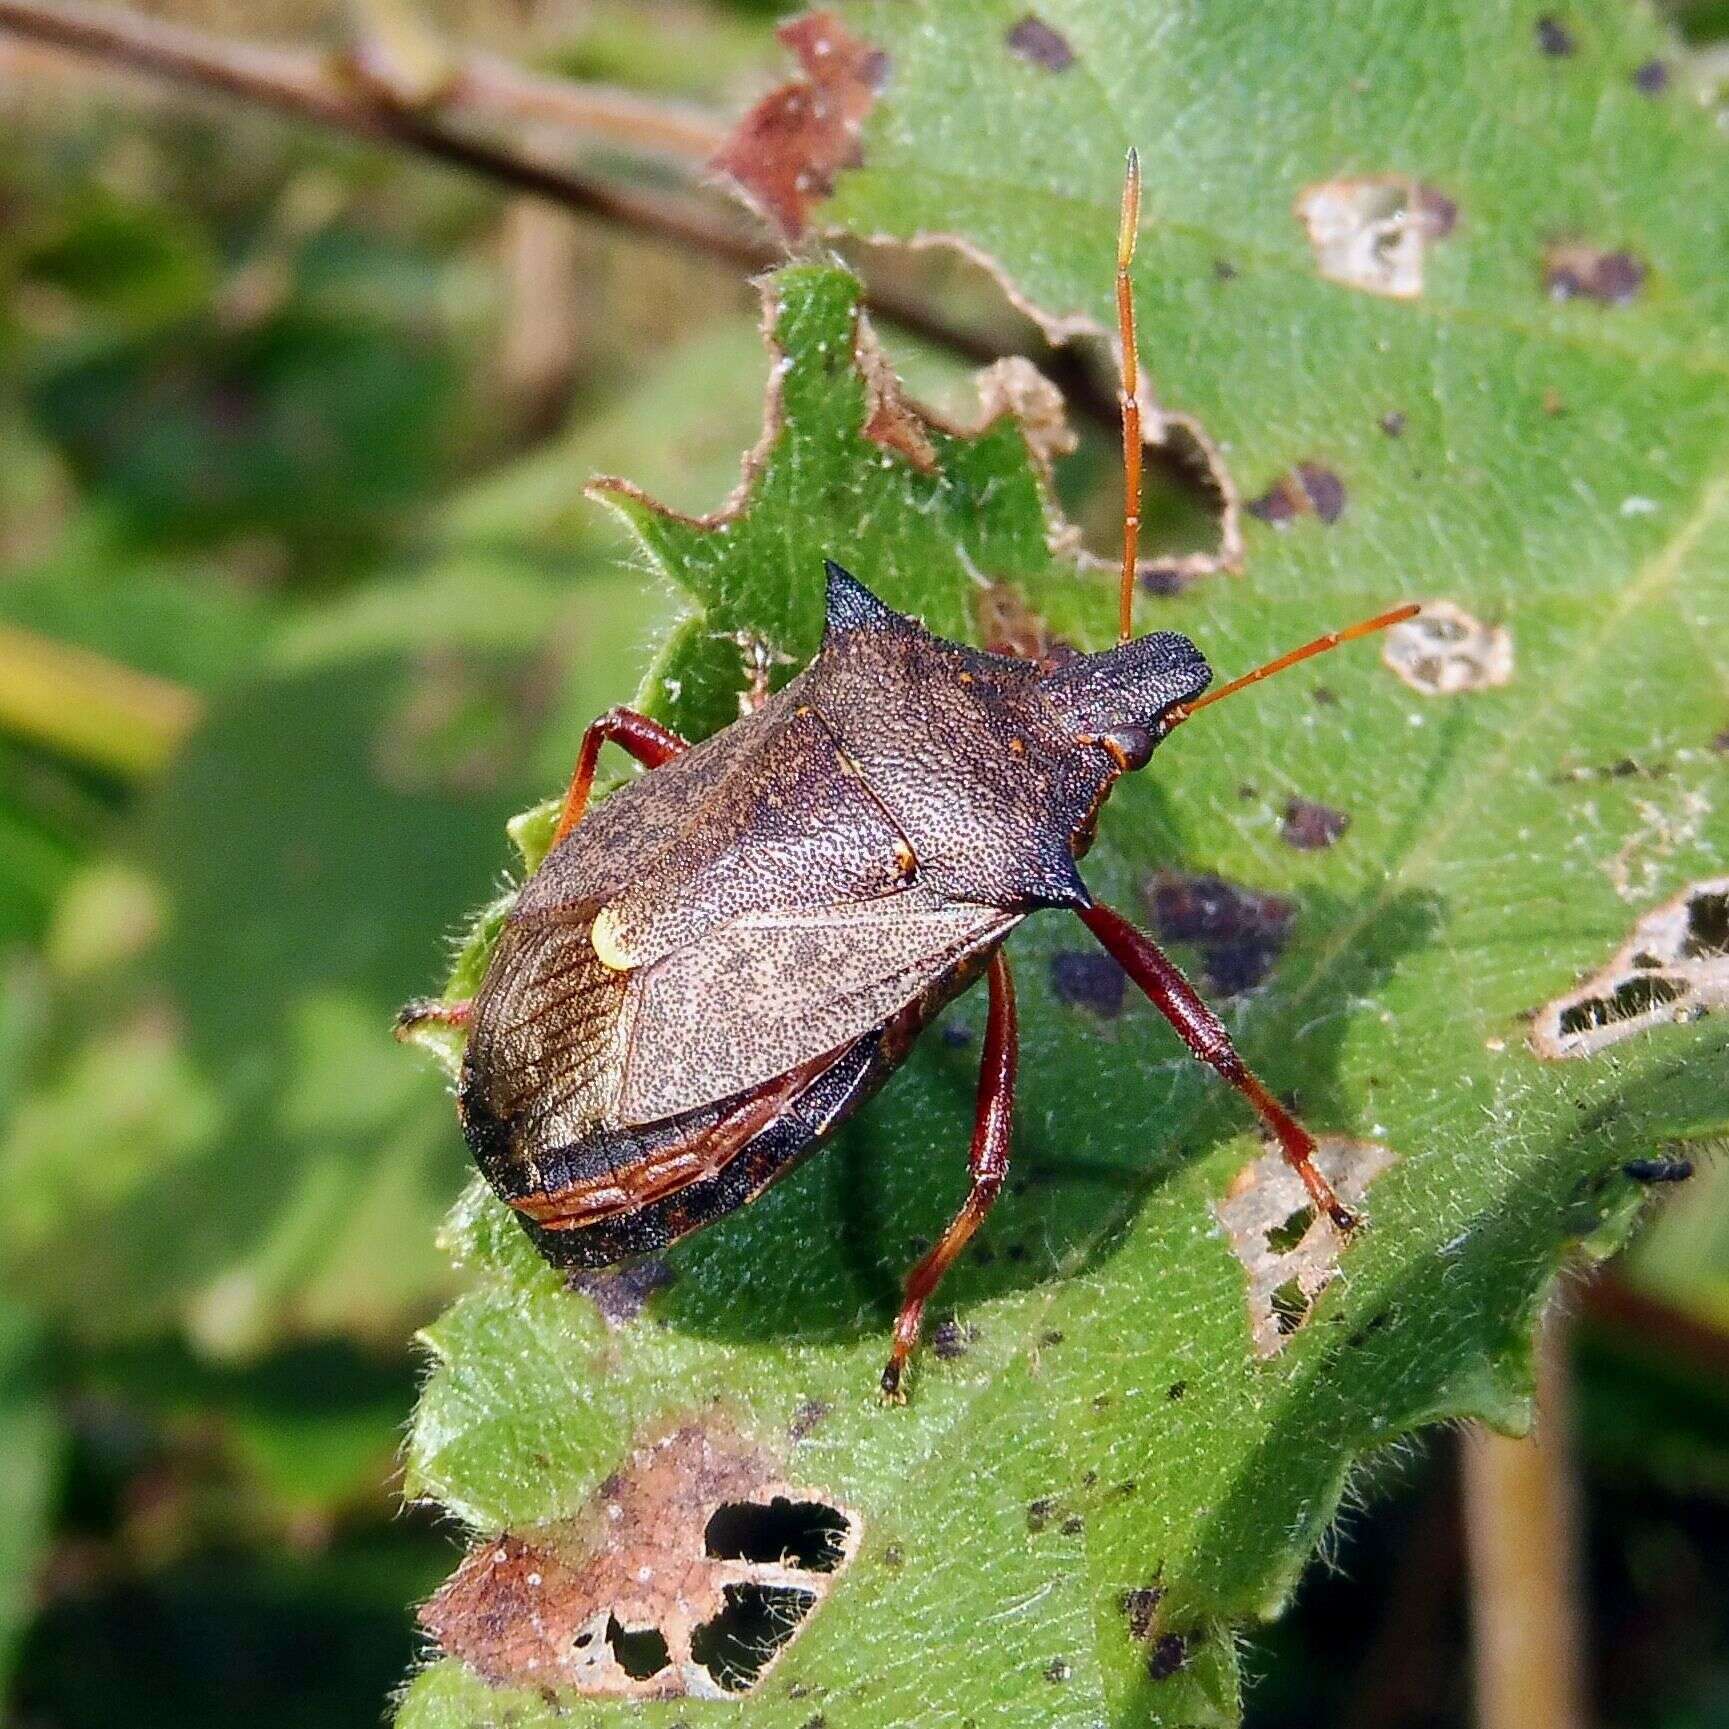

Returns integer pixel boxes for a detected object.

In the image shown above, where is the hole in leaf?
[1265,1206,1315,1254]
[690,1584,818,1693]
[1270,1277,1311,1335]
[704,1498,851,1573]
[605,1616,670,1680]
[1557,973,1689,1037]
[1683,890,1729,959]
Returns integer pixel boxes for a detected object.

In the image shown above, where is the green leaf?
[399,6,1729,1719]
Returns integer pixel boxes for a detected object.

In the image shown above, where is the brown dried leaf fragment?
[1006,15,1075,72]
[856,313,938,471]
[421,1419,857,1699]
[1544,243,1646,305]
[1530,878,1729,1059]
[1382,601,1513,695]
[1217,1138,1395,1358]
[711,12,887,240]
[1296,176,1457,299]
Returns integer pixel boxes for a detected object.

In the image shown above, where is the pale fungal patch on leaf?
[1382,601,1512,695]
[1530,878,1729,1060]
[1216,1138,1395,1358]
[1295,176,1457,299]
[1606,788,1710,904]
[420,1419,858,1699]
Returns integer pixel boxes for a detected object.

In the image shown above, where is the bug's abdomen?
[469,1029,890,1266]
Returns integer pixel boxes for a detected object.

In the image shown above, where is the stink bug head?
[1038,631,1212,765]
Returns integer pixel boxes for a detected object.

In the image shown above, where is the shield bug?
[400,152,1418,1399]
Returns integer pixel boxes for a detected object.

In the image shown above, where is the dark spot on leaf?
[938,1019,975,1047]
[1544,244,1646,305]
[801,1715,827,1729]
[931,1317,975,1360]
[566,1258,675,1326]
[1121,1586,1164,1640]
[1049,948,1126,1016]
[1116,1478,1138,1497]
[1712,728,1729,753]
[1027,1497,1056,1533]
[1167,1380,1187,1401]
[1040,1329,1064,1347]
[1145,869,1296,996]
[1044,1658,1073,1683]
[1247,476,1301,524]
[1005,15,1075,70]
[711,12,887,239]
[1282,798,1350,850]
[1149,1632,1194,1679]
[881,1543,904,1567]
[1214,258,1239,281]
[1296,463,1347,523]
[1623,1158,1693,1184]
[1535,15,1575,55]
[1379,409,1407,437]
[1249,462,1346,525]
[1060,1514,1085,1536]
[1139,564,1191,597]
[1311,685,1339,706]
[1092,1391,1111,1410]
[788,1399,830,1441]
[1633,57,1669,94]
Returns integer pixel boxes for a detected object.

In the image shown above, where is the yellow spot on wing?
[590,906,636,973]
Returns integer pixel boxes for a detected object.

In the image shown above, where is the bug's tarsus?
[551,706,689,849]
[1117,147,1143,648]
[881,950,1019,1403]
[1078,902,1359,1233]
[394,996,473,1039]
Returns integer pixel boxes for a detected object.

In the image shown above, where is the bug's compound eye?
[1097,726,1155,771]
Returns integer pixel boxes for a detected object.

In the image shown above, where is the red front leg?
[1079,902,1357,1232]
[882,950,1018,1402]
[551,707,687,847]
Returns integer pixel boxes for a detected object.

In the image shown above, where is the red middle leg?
[551,707,687,848]
[882,950,1018,1402]
[1079,901,1357,1232]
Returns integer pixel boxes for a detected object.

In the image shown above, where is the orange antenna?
[1166,603,1421,724]
[1117,148,1142,646]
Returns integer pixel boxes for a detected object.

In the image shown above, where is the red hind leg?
[551,707,687,848]
[882,950,1018,1402]
[1079,902,1357,1232]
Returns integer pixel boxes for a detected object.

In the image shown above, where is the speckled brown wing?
[616,892,1017,1125]
[460,907,631,1188]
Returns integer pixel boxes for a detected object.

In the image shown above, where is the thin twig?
[0,0,771,270]
[0,0,1100,406]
